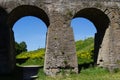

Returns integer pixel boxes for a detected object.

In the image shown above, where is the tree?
[15,41,27,55]
[19,41,27,52]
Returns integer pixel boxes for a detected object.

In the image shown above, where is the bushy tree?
[15,41,27,55]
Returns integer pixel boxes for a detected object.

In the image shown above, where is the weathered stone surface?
[0,0,120,75]
[44,13,78,75]
[97,27,110,68]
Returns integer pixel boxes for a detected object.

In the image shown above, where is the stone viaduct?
[0,0,120,75]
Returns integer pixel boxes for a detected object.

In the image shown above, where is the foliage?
[36,67,120,80]
[15,41,27,55]
[16,37,94,66]
[15,37,120,80]
[75,37,94,64]
[21,58,44,66]
[75,37,94,52]
[16,48,45,66]
[16,48,45,59]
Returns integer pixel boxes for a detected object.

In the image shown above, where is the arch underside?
[7,5,50,28]
[73,8,110,32]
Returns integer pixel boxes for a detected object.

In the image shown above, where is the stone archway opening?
[72,8,110,65]
[13,16,47,52]
[71,17,97,68]
[6,5,50,72]
[71,17,97,40]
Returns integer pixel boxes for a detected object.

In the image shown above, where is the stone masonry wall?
[97,27,110,68]
[0,0,120,74]
[44,13,78,75]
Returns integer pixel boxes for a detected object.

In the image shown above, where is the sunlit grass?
[36,67,120,80]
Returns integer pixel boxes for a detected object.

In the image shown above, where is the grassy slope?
[16,37,94,66]
[75,37,94,52]
[76,37,94,64]
[16,48,45,66]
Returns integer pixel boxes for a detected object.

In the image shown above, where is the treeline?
[15,41,27,55]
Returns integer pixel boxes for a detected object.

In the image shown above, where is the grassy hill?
[76,37,94,52]
[75,37,94,64]
[16,37,94,66]
[16,48,45,66]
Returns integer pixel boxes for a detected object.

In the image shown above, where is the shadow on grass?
[78,62,94,73]
[16,58,29,65]
[0,66,23,80]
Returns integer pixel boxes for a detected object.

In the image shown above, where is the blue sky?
[13,16,96,51]
[71,18,96,41]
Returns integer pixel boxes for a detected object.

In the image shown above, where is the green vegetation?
[16,37,94,66]
[15,37,120,80]
[76,37,94,51]
[76,37,94,64]
[16,48,45,66]
[1,67,120,80]
[37,67,120,80]
[15,41,27,55]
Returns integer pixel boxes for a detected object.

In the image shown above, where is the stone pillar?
[108,23,120,72]
[97,27,110,67]
[44,12,78,76]
[0,7,15,74]
[0,25,10,74]
[97,10,120,71]
[8,28,16,73]
[0,25,16,74]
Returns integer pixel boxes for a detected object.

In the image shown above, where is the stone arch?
[73,8,110,32]
[72,8,110,64]
[7,5,50,28]
[5,5,50,73]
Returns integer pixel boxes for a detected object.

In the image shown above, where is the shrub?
[16,48,45,66]
[77,51,93,64]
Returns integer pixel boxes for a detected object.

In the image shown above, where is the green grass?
[1,66,120,80]
[16,48,45,66]
[19,58,44,66]
[36,67,120,80]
